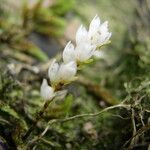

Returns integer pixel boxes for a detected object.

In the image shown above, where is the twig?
[123,124,150,149]
[27,103,130,147]
[139,105,145,126]
[130,108,138,147]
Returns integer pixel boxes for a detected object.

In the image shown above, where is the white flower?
[58,61,77,83]
[88,15,111,47]
[40,15,111,101]
[74,42,95,62]
[63,15,111,64]
[63,41,95,64]
[48,59,77,86]
[40,79,55,100]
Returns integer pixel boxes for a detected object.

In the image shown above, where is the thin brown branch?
[27,103,130,147]
[123,124,150,149]
[130,108,138,147]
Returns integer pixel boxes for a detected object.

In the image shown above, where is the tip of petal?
[66,41,71,46]
[104,21,108,26]
[65,41,74,50]
[93,14,98,19]
[49,59,57,68]
[63,41,75,63]
[76,25,87,36]
[89,15,101,35]
[42,78,48,86]
[76,24,88,46]
[79,24,83,29]
[92,15,100,22]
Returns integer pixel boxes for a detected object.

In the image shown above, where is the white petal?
[89,20,111,47]
[99,21,108,33]
[40,79,55,100]
[76,25,88,45]
[105,32,112,42]
[89,15,100,36]
[97,32,111,46]
[99,32,111,46]
[63,41,75,63]
[58,61,77,83]
[98,21,111,45]
[93,50,105,58]
[75,43,95,62]
[48,59,59,84]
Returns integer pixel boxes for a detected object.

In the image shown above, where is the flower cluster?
[40,15,111,100]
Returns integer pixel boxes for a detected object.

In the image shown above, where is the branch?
[27,103,130,147]
[123,124,150,149]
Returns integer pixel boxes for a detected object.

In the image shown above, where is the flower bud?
[40,79,55,100]
[48,59,59,86]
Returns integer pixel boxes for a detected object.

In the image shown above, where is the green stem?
[22,98,54,141]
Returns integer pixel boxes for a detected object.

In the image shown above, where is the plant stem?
[27,103,130,147]
[22,98,54,141]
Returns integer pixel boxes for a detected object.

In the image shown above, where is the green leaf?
[51,0,75,15]
[0,104,20,119]
[0,103,28,130]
